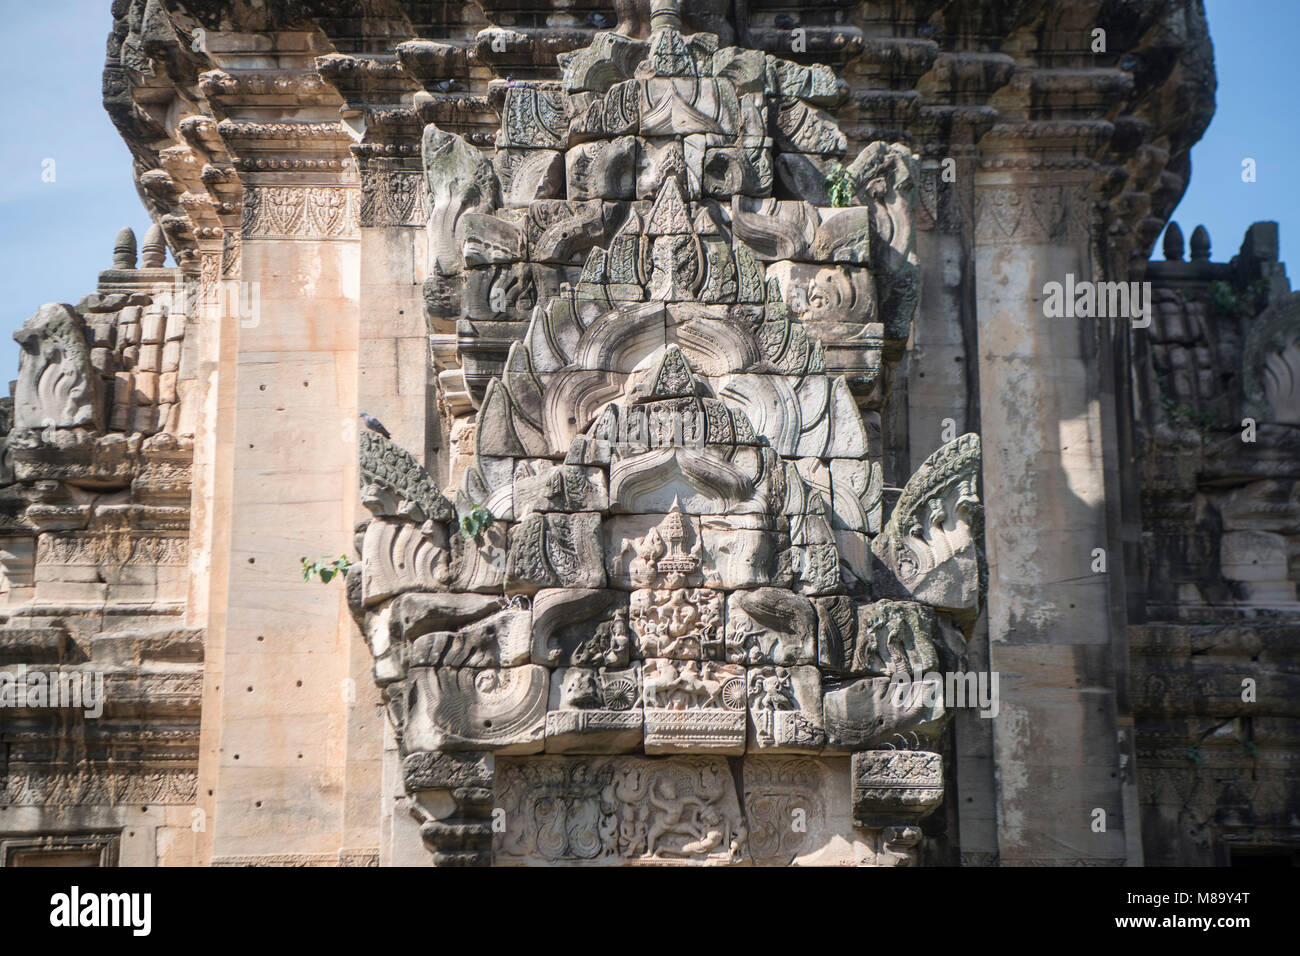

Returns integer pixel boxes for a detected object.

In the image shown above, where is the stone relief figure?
[12,303,104,432]
[355,0,985,865]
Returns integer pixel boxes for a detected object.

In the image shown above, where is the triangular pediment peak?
[646,177,692,235]
[629,344,703,402]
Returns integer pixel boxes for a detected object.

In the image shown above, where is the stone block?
[746,664,826,752]
[505,511,605,591]
[742,757,872,865]
[823,674,947,750]
[531,588,631,667]
[410,607,531,668]
[630,587,725,660]
[494,755,744,864]
[700,514,791,589]
[566,136,638,201]
[544,664,643,753]
[725,587,816,665]
[404,664,549,754]
[494,148,564,207]
[851,750,945,825]
[604,511,703,589]
[642,658,747,754]
[514,462,608,515]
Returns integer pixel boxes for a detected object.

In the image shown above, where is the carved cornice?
[1,768,198,807]
[102,1,1213,270]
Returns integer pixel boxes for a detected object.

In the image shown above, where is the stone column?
[972,127,1136,864]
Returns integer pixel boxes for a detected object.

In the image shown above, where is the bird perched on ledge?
[359,412,390,439]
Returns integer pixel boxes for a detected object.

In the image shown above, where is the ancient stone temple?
[0,0,1293,867]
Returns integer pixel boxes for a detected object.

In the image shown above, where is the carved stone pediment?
[355,2,985,866]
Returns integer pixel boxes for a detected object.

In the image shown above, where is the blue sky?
[0,0,1295,377]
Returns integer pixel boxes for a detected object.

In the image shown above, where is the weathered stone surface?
[851,750,945,826]
[628,585,726,660]
[544,664,644,753]
[13,303,103,432]
[815,599,941,678]
[391,592,503,640]
[494,149,564,207]
[642,658,746,753]
[359,429,455,522]
[604,510,703,589]
[741,757,874,866]
[495,755,744,864]
[567,136,638,201]
[725,587,815,664]
[499,83,569,149]
[514,462,608,515]
[823,675,947,750]
[423,125,498,282]
[531,588,631,666]
[746,665,825,752]
[405,665,549,753]
[506,511,606,591]
[871,433,983,618]
[410,608,531,668]
[361,518,449,605]
[402,751,494,793]
[699,515,791,589]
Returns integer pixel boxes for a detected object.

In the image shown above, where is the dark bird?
[360,412,391,439]
[775,13,796,30]
[587,12,611,28]
[434,78,458,93]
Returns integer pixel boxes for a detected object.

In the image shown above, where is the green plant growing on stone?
[1186,745,1205,764]
[302,555,352,584]
[458,503,495,540]
[1209,280,1238,317]
[1158,392,1216,440]
[825,162,856,208]
[1208,277,1272,320]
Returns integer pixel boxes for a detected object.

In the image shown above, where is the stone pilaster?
[188,29,368,866]
[972,113,1138,864]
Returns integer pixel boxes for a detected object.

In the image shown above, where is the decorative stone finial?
[1189,224,1211,262]
[649,0,681,33]
[112,226,137,270]
[140,224,166,268]
[1162,221,1184,261]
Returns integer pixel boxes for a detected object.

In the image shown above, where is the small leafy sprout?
[459,503,495,540]
[825,162,856,208]
[302,555,353,584]
[1186,745,1205,765]
[1207,277,1272,319]
[1243,740,1259,758]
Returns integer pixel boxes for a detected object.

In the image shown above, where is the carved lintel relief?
[355,1,987,866]
[241,186,361,240]
[973,183,1091,245]
[359,163,431,227]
